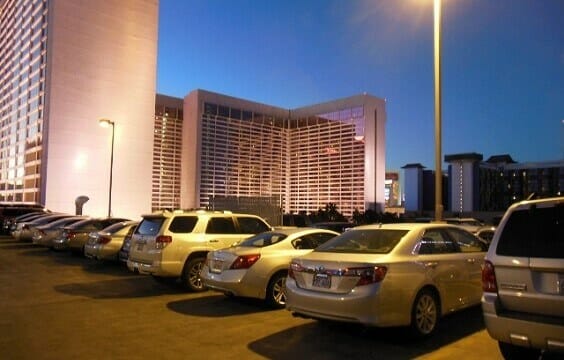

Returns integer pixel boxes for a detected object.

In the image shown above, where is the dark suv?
[481,196,564,358]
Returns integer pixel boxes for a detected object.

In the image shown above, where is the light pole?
[433,0,443,222]
[99,118,115,217]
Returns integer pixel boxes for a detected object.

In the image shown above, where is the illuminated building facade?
[152,94,183,211]
[0,0,158,218]
[182,89,386,220]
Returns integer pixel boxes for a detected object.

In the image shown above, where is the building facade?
[182,89,386,222]
[0,0,158,218]
[152,94,183,211]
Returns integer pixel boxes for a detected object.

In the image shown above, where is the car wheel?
[498,341,541,360]
[410,289,439,337]
[266,272,287,309]
[181,257,206,292]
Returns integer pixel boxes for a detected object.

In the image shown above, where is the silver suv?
[482,196,564,359]
[127,210,272,291]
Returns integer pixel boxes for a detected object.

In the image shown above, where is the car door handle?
[209,239,219,243]
[424,262,438,268]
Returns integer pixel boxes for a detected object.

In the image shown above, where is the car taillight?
[98,235,112,245]
[288,261,304,279]
[482,260,497,293]
[344,266,387,286]
[230,254,260,269]
[155,235,172,249]
[66,231,77,240]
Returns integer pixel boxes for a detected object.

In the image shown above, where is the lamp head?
[99,118,114,128]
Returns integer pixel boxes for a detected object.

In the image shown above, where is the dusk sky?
[156,0,563,172]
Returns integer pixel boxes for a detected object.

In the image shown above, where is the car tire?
[498,341,541,360]
[266,272,287,309]
[181,257,206,292]
[410,289,439,337]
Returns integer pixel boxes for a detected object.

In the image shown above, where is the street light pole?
[99,118,115,217]
[433,0,443,222]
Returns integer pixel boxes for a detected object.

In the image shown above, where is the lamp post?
[433,0,444,222]
[99,118,115,217]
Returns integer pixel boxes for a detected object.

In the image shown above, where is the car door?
[419,228,467,312]
[205,216,242,249]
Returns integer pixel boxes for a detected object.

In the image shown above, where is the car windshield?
[315,229,408,254]
[238,232,288,247]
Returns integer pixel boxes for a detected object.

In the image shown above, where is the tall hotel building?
[182,89,386,220]
[0,0,158,219]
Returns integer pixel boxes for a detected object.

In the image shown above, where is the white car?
[202,227,338,308]
[127,210,273,291]
[286,223,488,337]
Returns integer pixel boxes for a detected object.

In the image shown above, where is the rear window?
[497,204,564,258]
[315,229,407,254]
[137,217,165,236]
[239,232,287,247]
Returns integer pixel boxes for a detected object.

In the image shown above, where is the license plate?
[312,273,331,288]
[136,243,144,251]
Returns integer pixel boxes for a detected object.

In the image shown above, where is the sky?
[156,0,564,172]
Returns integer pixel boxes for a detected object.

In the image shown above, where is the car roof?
[352,222,469,231]
[267,227,339,236]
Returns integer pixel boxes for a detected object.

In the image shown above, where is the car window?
[316,229,407,254]
[206,217,237,234]
[293,233,336,249]
[497,204,563,258]
[419,229,458,254]
[168,216,198,233]
[444,228,487,252]
[239,232,287,247]
[237,216,270,234]
[136,217,165,236]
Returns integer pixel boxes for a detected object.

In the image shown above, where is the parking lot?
[0,235,503,359]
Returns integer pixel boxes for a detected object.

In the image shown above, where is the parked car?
[475,226,496,244]
[444,217,484,233]
[84,221,139,261]
[32,216,90,247]
[0,203,45,235]
[10,212,57,237]
[118,223,138,263]
[482,196,564,358]
[311,221,354,233]
[202,227,338,308]
[127,209,273,291]
[12,213,74,242]
[285,223,488,337]
[52,217,130,253]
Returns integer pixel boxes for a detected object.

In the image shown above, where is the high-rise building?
[153,94,183,211]
[182,89,386,221]
[0,0,158,218]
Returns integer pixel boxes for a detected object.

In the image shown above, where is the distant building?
[401,163,448,213]
[0,0,158,218]
[385,171,401,207]
[404,153,564,214]
[182,89,387,221]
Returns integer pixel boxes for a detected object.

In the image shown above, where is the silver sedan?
[285,223,488,337]
[201,227,339,308]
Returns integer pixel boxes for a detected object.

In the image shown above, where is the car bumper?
[127,257,181,277]
[201,266,263,299]
[285,278,407,327]
[52,238,69,250]
[482,293,564,352]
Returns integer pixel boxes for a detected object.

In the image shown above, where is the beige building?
[0,0,158,218]
[182,89,386,220]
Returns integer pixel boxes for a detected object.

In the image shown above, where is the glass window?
[168,216,197,233]
[136,217,165,236]
[293,232,336,249]
[419,229,458,254]
[206,217,236,234]
[237,216,271,234]
[204,102,217,115]
[445,228,487,252]
[497,205,564,258]
[316,229,407,254]
[239,232,287,247]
